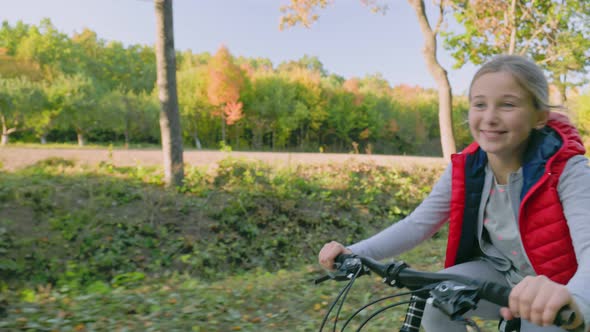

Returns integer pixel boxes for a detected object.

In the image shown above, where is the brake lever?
[314,256,370,284]
[430,280,480,319]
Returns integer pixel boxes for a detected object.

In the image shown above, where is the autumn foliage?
[207,45,245,126]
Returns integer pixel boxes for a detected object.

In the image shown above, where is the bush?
[0,157,443,288]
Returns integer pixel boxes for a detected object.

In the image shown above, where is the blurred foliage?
[1,18,473,155]
[0,156,476,331]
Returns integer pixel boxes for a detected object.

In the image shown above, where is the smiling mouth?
[480,130,507,137]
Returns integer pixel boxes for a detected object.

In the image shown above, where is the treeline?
[5,18,589,155]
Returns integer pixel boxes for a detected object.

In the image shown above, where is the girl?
[318,55,590,331]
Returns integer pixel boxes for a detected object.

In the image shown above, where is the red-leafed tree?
[207,45,245,143]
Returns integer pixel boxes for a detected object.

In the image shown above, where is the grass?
[0,156,501,331]
[1,237,450,332]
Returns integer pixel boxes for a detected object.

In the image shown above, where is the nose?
[481,107,499,124]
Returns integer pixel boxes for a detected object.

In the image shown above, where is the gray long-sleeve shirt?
[348,155,590,330]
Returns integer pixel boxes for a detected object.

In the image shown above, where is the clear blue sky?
[0,0,477,94]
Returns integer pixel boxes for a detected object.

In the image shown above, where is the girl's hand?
[500,275,583,329]
[318,241,352,271]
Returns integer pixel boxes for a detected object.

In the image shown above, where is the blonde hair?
[468,55,550,111]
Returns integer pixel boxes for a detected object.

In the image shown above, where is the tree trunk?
[40,135,47,144]
[508,0,517,54]
[1,115,7,146]
[124,130,130,149]
[558,75,567,104]
[77,132,85,146]
[408,0,456,161]
[124,97,131,149]
[193,110,202,149]
[220,112,226,144]
[155,0,184,187]
[193,133,202,149]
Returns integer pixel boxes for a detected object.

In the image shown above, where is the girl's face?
[468,71,548,161]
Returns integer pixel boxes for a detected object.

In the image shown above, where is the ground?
[0,147,447,171]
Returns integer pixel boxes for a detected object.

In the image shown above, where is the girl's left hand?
[500,275,583,329]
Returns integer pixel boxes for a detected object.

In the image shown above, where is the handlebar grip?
[554,307,576,327]
[334,253,355,265]
[479,281,576,327]
[479,281,511,307]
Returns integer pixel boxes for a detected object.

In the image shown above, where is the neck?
[487,154,522,184]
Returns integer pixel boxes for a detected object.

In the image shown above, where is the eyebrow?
[470,94,522,99]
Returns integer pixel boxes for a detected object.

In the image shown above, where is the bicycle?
[315,254,576,332]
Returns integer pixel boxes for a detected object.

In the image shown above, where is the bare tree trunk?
[508,0,517,54]
[77,131,85,146]
[220,113,226,144]
[155,0,184,187]
[1,115,8,146]
[193,110,202,149]
[193,133,202,149]
[123,96,131,149]
[408,0,456,161]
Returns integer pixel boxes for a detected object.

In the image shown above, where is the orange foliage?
[207,45,244,107]
[240,62,255,79]
[224,101,244,125]
[207,45,245,125]
[343,77,364,105]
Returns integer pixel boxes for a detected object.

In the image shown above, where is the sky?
[0,0,478,94]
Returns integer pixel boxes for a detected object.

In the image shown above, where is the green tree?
[15,18,76,79]
[0,77,45,145]
[29,74,72,144]
[277,61,327,149]
[0,20,31,55]
[280,0,457,160]
[54,73,101,146]
[445,0,590,103]
[245,75,296,150]
[177,64,214,149]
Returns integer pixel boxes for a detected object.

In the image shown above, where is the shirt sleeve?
[558,155,590,331]
[347,164,453,261]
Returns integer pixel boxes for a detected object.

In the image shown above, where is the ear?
[534,110,549,129]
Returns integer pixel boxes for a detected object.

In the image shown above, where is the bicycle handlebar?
[324,254,576,327]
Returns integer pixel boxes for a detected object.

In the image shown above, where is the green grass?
[0,237,448,332]
[0,156,500,331]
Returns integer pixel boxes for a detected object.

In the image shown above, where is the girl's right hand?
[318,241,352,271]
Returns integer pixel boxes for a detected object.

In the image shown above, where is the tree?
[177,64,214,149]
[207,45,245,144]
[53,73,100,146]
[0,77,44,145]
[245,75,297,149]
[276,59,327,149]
[445,0,590,103]
[31,74,72,144]
[154,0,184,187]
[15,18,76,79]
[280,0,457,160]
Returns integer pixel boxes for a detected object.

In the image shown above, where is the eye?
[471,102,486,110]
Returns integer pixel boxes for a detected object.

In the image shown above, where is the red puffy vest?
[445,112,585,284]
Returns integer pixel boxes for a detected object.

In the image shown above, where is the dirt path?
[0,147,447,171]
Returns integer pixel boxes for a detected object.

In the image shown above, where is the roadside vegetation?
[0,156,494,331]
